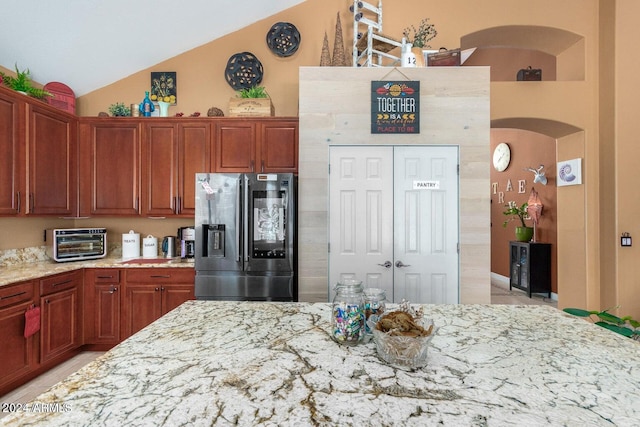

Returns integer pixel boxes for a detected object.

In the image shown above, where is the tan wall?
[0,217,193,251]
[615,0,640,318]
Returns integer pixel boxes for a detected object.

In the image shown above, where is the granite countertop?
[0,256,194,288]
[1,302,638,426]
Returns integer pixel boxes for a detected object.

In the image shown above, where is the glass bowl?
[371,317,436,370]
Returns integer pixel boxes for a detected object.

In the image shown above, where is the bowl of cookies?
[370,308,436,370]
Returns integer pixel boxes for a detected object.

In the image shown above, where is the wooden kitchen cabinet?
[79,119,140,216]
[0,280,38,395]
[259,119,298,173]
[0,87,24,216]
[213,118,298,174]
[122,268,194,338]
[26,101,78,216]
[40,270,83,363]
[84,269,122,348]
[0,86,78,216]
[141,120,211,217]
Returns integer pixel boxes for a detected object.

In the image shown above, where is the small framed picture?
[557,158,582,186]
[150,72,177,104]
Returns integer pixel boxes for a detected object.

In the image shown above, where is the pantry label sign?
[371,81,420,134]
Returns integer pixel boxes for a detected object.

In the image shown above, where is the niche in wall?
[461,25,585,81]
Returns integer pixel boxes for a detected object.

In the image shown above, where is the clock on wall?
[493,142,511,172]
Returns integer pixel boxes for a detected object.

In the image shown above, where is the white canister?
[122,230,140,259]
[143,235,158,258]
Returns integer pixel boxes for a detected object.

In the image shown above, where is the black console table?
[509,241,551,298]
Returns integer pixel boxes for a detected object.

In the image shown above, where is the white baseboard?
[491,272,558,301]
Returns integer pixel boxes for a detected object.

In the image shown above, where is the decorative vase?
[515,226,534,242]
[158,101,171,117]
[401,43,417,67]
[139,91,154,117]
[412,47,425,67]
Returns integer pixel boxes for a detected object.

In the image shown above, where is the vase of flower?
[158,100,171,117]
[503,202,533,242]
[403,18,437,68]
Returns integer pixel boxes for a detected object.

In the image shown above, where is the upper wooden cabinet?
[0,87,78,216]
[27,102,78,216]
[0,88,24,215]
[141,120,211,217]
[213,118,298,174]
[79,119,140,216]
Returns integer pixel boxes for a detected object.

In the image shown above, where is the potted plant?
[108,102,131,117]
[402,18,438,49]
[0,64,52,99]
[402,18,438,66]
[229,85,274,117]
[563,306,640,341]
[503,202,533,242]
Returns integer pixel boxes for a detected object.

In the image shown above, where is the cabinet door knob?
[155,287,160,291]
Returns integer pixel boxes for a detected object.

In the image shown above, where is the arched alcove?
[490,118,585,302]
[462,26,585,81]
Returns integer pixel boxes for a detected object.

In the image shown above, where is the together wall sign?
[371,81,420,134]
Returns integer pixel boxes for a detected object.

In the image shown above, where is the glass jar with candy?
[363,287,386,336]
[331,279,365,346]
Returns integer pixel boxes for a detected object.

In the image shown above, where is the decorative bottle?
[139,91,155,117]
[331,279,365,346]
[363,288,386,335]
[402,42,417,67]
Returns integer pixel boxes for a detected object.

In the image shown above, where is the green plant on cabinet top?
[0,64,52,99]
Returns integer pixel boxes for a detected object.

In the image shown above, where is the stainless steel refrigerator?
[194,173,296,301]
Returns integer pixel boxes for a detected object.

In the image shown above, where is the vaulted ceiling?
[0,0,304,96]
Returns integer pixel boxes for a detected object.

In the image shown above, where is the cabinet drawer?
[126,268,194,284]
[40,270,81,296]
[0,282,35,309]
[92,269,121,283]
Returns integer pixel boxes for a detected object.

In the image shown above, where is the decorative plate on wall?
[266,22,301,57]
[224,52,264,90]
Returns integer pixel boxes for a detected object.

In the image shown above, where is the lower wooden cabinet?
[0,280,38,394]
[122,268,195,338]
[1,266,193,395]
[84,269,122,346]
[40,271,83,363]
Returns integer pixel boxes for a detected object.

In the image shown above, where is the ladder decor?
[352,0,403,67]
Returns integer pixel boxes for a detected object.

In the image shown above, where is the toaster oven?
[46,228,108,262]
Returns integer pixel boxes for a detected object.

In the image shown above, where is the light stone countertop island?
[1,302,638,426]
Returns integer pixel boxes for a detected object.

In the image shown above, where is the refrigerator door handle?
[235,178,241,262]
[243,175,250,262]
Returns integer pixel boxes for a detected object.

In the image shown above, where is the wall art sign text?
[371,81,420,134]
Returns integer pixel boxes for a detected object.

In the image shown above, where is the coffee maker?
[177,226,195,258]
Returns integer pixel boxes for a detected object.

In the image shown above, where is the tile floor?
[0,287,557,419]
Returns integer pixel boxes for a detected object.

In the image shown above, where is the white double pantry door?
[329,145,459,304]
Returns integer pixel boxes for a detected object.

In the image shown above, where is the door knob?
[377,261,392,268]
[395,260,411,268]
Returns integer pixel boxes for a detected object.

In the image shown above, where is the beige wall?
[4,0,639,316]
[615,0,640,318]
